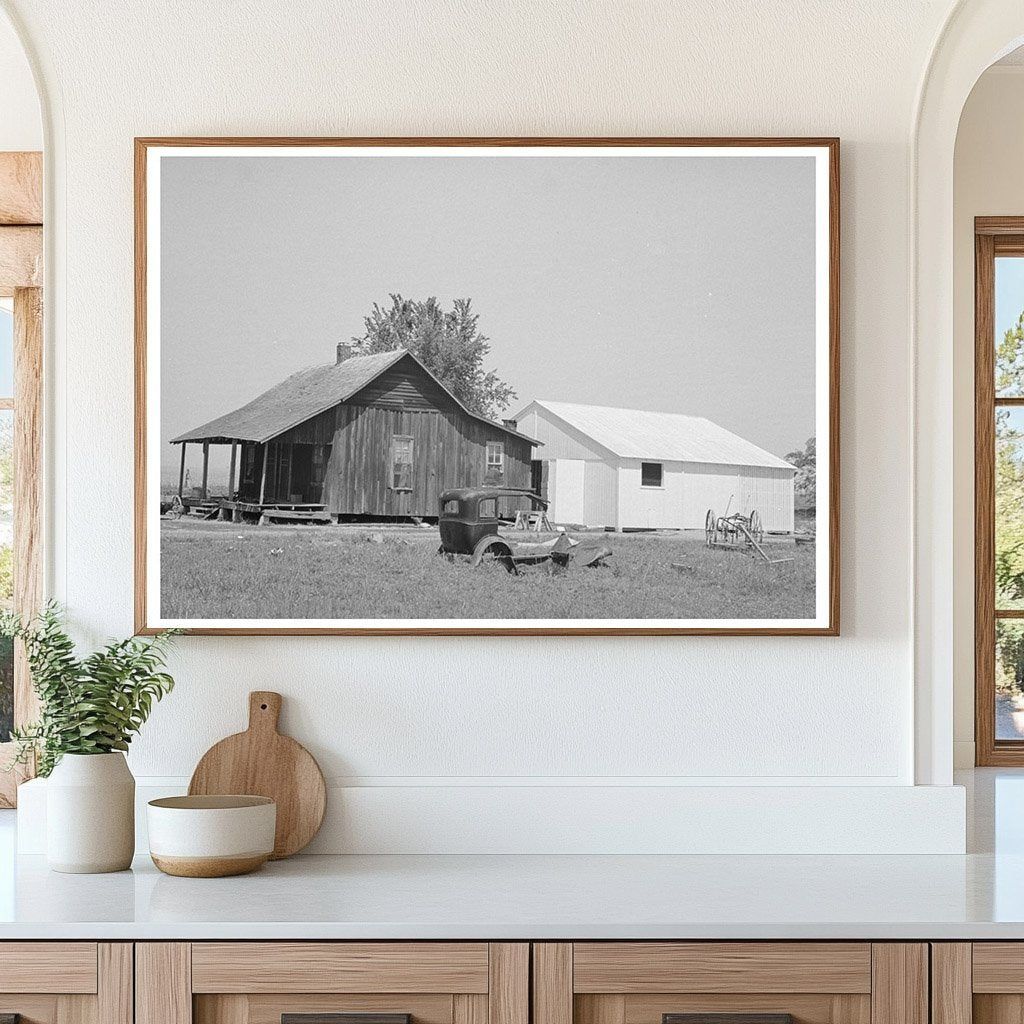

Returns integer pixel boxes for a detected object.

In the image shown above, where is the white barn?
[512,400,796,532]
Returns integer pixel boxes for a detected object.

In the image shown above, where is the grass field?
[159,521,817,621]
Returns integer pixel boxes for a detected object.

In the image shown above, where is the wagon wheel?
[470,536,518,574]
[705,509,716,547]
[749,509,764,544]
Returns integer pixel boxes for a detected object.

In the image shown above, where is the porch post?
[177,442,187,498]
[258,443,269,504]
[201,441,210,499]
[228,441,238,499]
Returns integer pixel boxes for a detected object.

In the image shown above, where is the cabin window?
[478,497,498,519]
[391,435,414,491]
[641,462,663,488]
[486,441,505,477]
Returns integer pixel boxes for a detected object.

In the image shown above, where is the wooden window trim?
[486,440,505,467]
[975,218,1024,765]
[391,434,414,492]
[0,286,43,805]
[0,152,44,808]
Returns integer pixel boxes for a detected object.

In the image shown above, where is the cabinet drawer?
[191,943,490,994]
[534,944,926,1024]
[0,943,131,1024]
[935,942,1024,1024]
[139,942,528,1024]
[572,944,872,994]
[0,942,98,994]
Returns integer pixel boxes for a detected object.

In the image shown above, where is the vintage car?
[437,487,550,569]
[437,487,611,573]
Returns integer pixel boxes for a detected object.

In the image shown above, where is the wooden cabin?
[171,345,538,519]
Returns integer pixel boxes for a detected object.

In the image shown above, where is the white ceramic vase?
[46,752,135,873]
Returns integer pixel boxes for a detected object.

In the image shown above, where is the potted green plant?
[1,603,178,873]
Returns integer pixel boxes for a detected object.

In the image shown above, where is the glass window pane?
[392,436,412,490]
[997,620,1024,740]
[0,306,12,399]
[996,257,1024,396]
[0,409,12,742]
[997,407,1024,609]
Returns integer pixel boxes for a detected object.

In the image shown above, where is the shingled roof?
[173,349,537,445]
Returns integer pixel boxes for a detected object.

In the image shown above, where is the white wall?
[952,67,1024,767]
[0,0,971,852]
[618,459,684,530]
[0,13,39,151]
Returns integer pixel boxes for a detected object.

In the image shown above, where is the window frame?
[391,434,414,492]
[640,461,664,488]
[0,288,43,807]
[485,440,505,477]
[975,218,1024,765]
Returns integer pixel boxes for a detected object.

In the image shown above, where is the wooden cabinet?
[0,942,132,1024]
[932,943,1024,1024]
[0,937,963,1024]
[532,944,929,1024]
[136,944,528,1024]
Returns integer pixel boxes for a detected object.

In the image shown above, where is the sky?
[0,309,13,397]
[159,152,818,484]
[997,257,1024,342]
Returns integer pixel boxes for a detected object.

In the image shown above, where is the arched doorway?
[914,1,1024,784]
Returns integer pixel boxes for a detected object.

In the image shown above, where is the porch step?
[186,502,220,520]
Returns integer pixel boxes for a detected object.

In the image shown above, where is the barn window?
[486,441,505,476]
[641,462,663,487]
[391,435,414,491]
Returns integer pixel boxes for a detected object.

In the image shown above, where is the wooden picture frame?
[135,137,839,636]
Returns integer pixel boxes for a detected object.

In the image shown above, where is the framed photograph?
[135,137,839,636]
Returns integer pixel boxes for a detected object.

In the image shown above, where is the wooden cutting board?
[188,691,327,859]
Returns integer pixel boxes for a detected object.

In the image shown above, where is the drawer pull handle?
[664,1016,795,1024]
[283,1016,411,1024]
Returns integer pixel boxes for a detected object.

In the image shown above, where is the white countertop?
[0,848,1022,940]
[1,769,1021,941]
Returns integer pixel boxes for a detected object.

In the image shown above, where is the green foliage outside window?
[995,311,1024,694]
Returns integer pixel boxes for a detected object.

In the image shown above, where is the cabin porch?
[173,438,332,506]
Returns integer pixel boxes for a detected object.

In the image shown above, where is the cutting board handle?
[248,691,282,734]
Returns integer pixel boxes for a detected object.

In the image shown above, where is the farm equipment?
[437,487,612,573]
[705,503,793,565]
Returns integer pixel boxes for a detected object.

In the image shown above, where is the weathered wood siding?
[322,404,531,516]
[238,358,533,515]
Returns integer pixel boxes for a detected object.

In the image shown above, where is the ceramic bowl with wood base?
[147,795,276,877]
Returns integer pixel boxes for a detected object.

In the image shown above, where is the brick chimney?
[336,342,354,365]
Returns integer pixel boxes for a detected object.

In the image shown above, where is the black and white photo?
[135,139,838,634]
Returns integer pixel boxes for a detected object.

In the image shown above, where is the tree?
[784,436,816,507]
[996,312,1024,608]
[993,311,1024,694]
[351,295,516,420]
